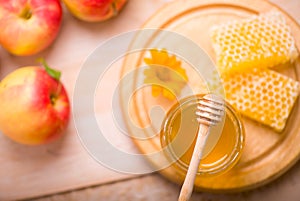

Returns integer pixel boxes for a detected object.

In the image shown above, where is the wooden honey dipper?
[178,94,225,201]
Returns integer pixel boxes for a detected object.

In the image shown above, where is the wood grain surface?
[0,0,300,200]
[0,1,167,200]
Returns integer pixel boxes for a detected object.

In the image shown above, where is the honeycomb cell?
[210,11,299,75]
[222,69,300,132]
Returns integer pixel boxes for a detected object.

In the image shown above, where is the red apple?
[0,60,70,145]
[62,0,128,22]
[0,0,62,56]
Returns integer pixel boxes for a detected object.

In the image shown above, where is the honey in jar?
[160,94,245,177]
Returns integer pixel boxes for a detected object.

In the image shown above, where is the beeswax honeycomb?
[211,11,299,75]
[222,69,300,132]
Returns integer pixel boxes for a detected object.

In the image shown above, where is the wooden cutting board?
[119,0,300,192]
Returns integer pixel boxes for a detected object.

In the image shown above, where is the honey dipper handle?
[178,124,210,201]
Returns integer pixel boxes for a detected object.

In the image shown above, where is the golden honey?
[160,95,244,176]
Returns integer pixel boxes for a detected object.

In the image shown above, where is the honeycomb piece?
[211,11,299,75]
[223,69,300,132]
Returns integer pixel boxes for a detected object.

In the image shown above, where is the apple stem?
[112,2,118,16]
[37,58,61,81]
[20,5,32,20]
[50,94,57,105]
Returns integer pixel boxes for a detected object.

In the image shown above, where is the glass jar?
[160,94,245,177]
